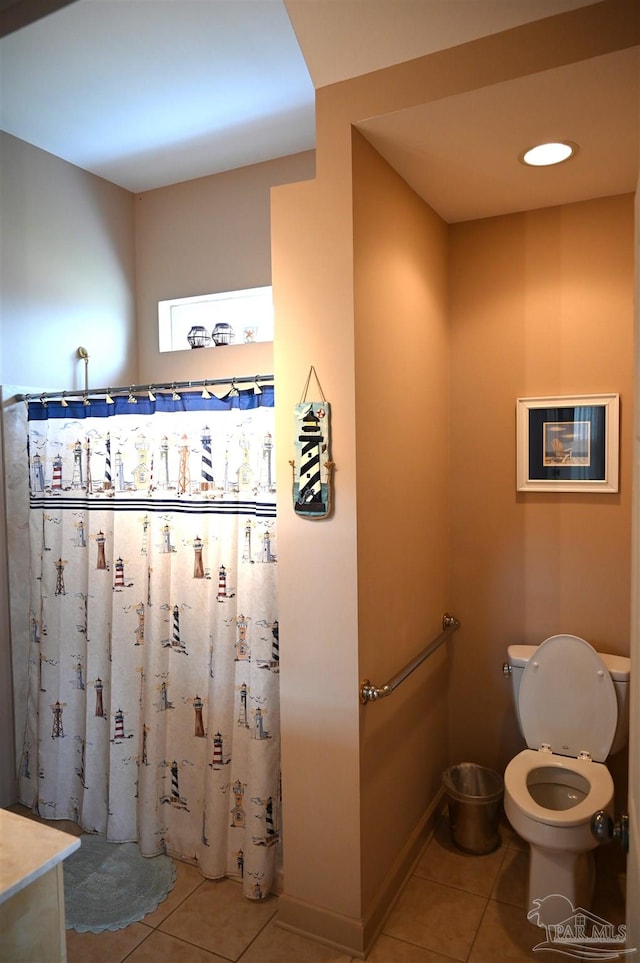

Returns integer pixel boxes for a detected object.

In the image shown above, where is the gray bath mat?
[64,833,176,932]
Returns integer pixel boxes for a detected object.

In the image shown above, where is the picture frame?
[516,393,619,493]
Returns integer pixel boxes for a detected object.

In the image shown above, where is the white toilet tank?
[507,639,630,756]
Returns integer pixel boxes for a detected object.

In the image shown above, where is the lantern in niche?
[187,326,211,349]
[212,323,234,346]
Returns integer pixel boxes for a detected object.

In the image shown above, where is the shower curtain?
[17,385,279,899]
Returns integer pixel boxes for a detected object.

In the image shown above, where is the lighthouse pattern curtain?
[18,387,279,899]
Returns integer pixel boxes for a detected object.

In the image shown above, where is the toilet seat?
[503,634,625,916]
[518,634,617,762]
[504,749,613,827]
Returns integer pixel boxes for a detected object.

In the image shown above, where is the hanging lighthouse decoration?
[290,366,334,519]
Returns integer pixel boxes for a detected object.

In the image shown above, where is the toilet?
[503,634,630,916]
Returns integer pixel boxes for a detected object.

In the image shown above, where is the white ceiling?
[0,0,316,192]
[0,0,637,222]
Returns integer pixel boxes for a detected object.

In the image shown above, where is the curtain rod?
[17,374,274,404]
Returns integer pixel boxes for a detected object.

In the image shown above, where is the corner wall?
[448,195,634,775]
[271,3,637,956]
[272,128,453,962]
[272,168,363,950]
[134,151,315,386]
[352,131,450,930]
[0,132,137,390]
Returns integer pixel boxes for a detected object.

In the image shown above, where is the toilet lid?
[518,634,617,762]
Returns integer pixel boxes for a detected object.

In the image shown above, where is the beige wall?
[0,137,314,392]
[352,131,450,920]
[134,151,314,386]
[272,3,637,956]
[274,131,452,951]
[0,132,138,391]
[448,195,634,777]
[272,172,363,947]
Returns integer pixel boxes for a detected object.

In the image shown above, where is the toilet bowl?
[504,749,613,912]
[503,634,629,917]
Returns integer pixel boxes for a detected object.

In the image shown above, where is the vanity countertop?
[0,808,81,904]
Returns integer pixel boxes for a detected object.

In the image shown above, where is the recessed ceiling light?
[521,141,577,167]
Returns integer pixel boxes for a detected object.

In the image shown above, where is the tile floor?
[8,804,627,963]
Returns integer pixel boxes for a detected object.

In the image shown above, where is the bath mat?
[64,834,176,933]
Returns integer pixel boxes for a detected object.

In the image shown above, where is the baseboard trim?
[362,786,444,955]
[275,789,445,958]
[276,894,366,958]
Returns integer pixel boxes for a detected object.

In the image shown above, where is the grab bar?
[359,613,460,704]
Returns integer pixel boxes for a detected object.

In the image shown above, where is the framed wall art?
[516,393,619,493]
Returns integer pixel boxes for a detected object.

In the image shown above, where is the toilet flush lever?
[590,811,629,853]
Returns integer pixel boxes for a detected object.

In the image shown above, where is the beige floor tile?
[383,877,487,962]
[238,918,352,962]
[491,848,528,908]
[414,819,507,897]
[66,921,152,963]
[468,899,543,962]
[500,819,528,853]
[160,877,277,961]
[17,804,627,963]
[365,933,458,962]
[126,929,231,962]
[142,858,206,926]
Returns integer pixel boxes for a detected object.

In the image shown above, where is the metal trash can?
[442,763,504,855]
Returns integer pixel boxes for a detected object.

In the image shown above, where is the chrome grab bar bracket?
[359,681,391,705]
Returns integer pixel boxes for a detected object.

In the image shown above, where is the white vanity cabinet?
[0,809,80,962]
